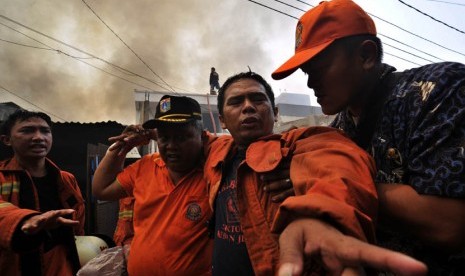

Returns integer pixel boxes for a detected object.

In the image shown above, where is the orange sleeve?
[0,201,40,249]
[272,128,378,242]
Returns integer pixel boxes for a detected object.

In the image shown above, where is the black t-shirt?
[18,170,69,274]
[19,169,62,212]
[212,150,254,276]
[32,173,62,212]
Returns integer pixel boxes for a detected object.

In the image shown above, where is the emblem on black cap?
[159,98,171,113]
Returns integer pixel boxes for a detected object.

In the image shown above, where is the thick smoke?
[0,0,297,124]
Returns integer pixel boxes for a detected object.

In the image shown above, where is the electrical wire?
[272,0,306,12]
[425,0,465,6]
[249,0,424,66]
[292,0,314,7]
[0,84,67,121]
[398,0,465,35]
[0,14,172,91]
[382,41,436,63]
[257,0,465,64]
[377,33,445,62]
[0,38,51,51]
[248,0,299,19]
[385,52,422,66]
[0,20,212,114]
[81,0,177,92]
[368,13,465,59]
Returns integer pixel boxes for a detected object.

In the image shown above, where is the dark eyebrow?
[226,95,245,102]
[19,125,51,131]
[229,91,267,99]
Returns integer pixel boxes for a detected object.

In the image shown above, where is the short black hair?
[0,109,52,136]
[217,71,275,115]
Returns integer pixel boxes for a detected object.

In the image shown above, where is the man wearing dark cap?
[272,0,465,274]
[92,95,213,275]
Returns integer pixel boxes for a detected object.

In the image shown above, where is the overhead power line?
[81,0,176,92]
[369,13,465,59]
[0,19,175,95]
[253,0,465,62]
[0,84,67,121]
[398,0,465,35]
[248,0,426,66]
[0,30,162,114]
[426,0,465,6]
[0,33,160,91]
[1,35,210,113]
[287,0,465,59]
[0,38,51,51]
[382,41,436,63]
[385,52,422,66]
[377,33,445,62]
[247,0,298,19]
[292,0,314,7]
[0,32,212,116]
[0,14,173,91]
[0,17,212,114]
[272,0,306,12]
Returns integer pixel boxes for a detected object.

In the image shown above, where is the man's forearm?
[92,148,126,200]
[377,183,465,252]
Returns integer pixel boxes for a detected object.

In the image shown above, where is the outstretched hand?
[108,125,155,156]
[278,218,428,276]
[20,209,79,235]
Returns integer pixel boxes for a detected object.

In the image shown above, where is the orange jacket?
[0,157,85,276]
[204,127,378,275]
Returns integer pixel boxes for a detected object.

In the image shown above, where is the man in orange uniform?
[206,71,427,275]
[0,109,85,276]
[92,95,213,275]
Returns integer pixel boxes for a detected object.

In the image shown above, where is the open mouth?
[30,144,47,151]
[165,153,180,162]
[241,117,258,127]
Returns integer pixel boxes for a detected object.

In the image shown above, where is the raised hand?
[108,125,155,156]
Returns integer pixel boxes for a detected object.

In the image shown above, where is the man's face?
[2,117,52,160]
[156,123,203,174]
[300,42,364,115]
[219,78,278,148]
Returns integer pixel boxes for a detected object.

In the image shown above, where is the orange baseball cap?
[272,0,376,80]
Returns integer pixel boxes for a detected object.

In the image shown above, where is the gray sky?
[1,0,465,124]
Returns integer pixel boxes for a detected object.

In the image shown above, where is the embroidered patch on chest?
[186,202,202,221]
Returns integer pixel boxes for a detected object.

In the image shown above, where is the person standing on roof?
[210,67,220,94]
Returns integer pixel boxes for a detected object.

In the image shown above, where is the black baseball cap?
[142,95,202,129]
